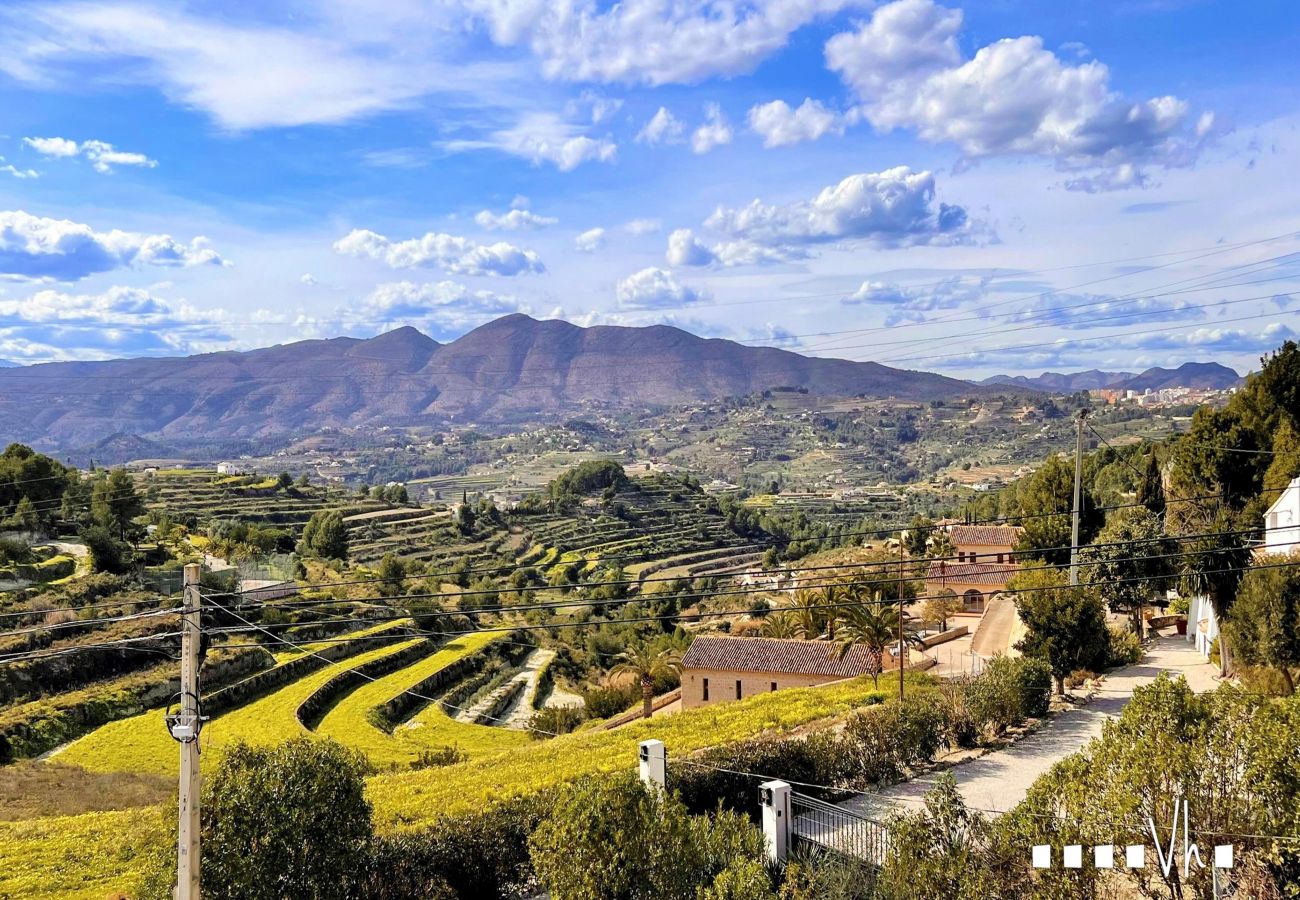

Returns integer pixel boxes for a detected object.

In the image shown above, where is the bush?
[529,774,767,900]
[584,682,639,719]
[1065,669,1097,689]
[201,738,373,900]
[968,656,1051,736]
[1105,624,1143,668]
[528,705,587,739]
[935,678,979,749]
[842,698,943,785]
[410,746,466,769]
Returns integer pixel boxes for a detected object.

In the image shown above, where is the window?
[996,553,1004,563]
[736,680,742,699]
[970,552,978,563]
[957,552,966,562]
[702,678,709,701]
[771,682,778,692]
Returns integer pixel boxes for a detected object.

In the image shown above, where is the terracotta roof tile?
[948,524,1023,547]
[925,560,1018,585]
[681,636,877,677]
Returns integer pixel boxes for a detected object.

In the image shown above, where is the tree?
[200,738,373,900]
[1136,450,1165,517]
[455,502,476,535]
[922,589,962,632]
[1082,509,1173,639]
[382,483,408,504]
[1224,556,1300,694]
[761,611,799,638]
[1012,566,1109,694]
[880,773,993,900]
[1014,454,1102,565]
[298,510,348,560]
[834,601,922,688]
[91,468,144,541]
[611,644,683,720]
[377,553,406,598]
[6,495,38,531]
[903,515,934,558]
[83,524,130,574]
[276,472,293,489]
[528,775,767,900]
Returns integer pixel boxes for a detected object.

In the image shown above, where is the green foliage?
[584,682,640,719]
[1224,557,1300,693]
[0,444,70,528]
[879,773,993,899]
[91,468,145,540]
[200,738,374,900]
[1012,566,1108,693]
[528,774,767,900]
[1082,508,1173,635]
[528,704,587,738]
[82,524,131,574]
[1104,624,1143,668]
[1013,454,1102,565]
[377,552,405,597]
[298,509,349,560]
[967,655,1052,734]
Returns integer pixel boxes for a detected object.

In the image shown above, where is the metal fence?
[790,791,889,866]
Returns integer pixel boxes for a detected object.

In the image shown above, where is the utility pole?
[898,536,905,701]
[174,562,203,900]
[1070,409,1089,587]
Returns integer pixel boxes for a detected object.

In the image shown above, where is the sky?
[0,0,1298,378]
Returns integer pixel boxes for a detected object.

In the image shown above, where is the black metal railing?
[791,791,889,866]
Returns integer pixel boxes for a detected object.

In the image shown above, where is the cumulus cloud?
[333,228,544,277]
[691,103,733,154]
[567,89,623,124]
[357,280,523,332]
[0,285,234,360]
[467,0,859,86]
[1133,322,1299,353]
[636,106,685,145]
[703,167,971,253]
[825,0,1210,183]
[747,98,856,147]
[1062,164,1150,193]
[0,210,228,281]
[666,228,717,267]
[0,160,38,180]
[666,228,806,268]
[574,227,606,252]
[442,112,616,171]
[1009,293,1208,330]
[23,136,157,173]
[616,266,707,309]
[300,273,318,286]
[474,204,558,230]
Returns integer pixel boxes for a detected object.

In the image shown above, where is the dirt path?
[456,648,554,728]
[840,633,1220,819]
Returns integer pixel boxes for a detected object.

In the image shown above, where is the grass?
[0,807,166,900]
[315,630,529,768]
[0,761,171,822]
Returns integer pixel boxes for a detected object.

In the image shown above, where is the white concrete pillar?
[639,739,666,793]
[759,780,792,864]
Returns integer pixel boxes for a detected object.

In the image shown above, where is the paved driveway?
[841,633,1219,819]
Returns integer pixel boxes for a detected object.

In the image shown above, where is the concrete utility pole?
[175,562,203,900]
[1070,409,1089,586]
[898,537,905,701]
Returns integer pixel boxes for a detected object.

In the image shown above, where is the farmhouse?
[680,636,897,709]
[923,524,1023,614]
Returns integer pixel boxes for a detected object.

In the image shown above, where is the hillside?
[980,361,1239,393]
[0,314,995,449]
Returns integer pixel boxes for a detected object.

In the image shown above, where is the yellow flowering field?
[315,630,529,766]
[0,807,165,900]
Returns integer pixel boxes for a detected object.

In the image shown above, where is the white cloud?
[359,280,522,328]
[575,227,606,252]
[0,285,233,359]
[474,206,558,230]
[691,103,733,154]
[333,228,544,277]
[0,161,38,180]
[623,218,662,235]
[300,273,318,286]
[703,167,971,252]
[441,112,616,171]
[567,89,623,124]
[747,98,855,147]
[666,228,717,266]
[616,266,707,308]
[842,276,981,324]
[0,210,229,281]
[1062,164,1151,193]
[25,137,158,173]
[636,106,685,145]
[468,0,859,86]
[825,0,1208,179]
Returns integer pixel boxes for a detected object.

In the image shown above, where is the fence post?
[759,780,791,864]
[639,739,666,793]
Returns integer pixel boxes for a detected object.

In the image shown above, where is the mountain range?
[0,314,996,450]
[979,361,1241,393]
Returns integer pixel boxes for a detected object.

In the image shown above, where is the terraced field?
[140,469,384,528]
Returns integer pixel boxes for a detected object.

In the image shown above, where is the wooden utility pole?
[1070,409,1089,586]
[898,537,905,701]
[175,562,202,900]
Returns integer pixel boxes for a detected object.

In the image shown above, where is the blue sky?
[0,0,1297,377]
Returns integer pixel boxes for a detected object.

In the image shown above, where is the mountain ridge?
[980,361,1240,393]
[0,314,1009,450]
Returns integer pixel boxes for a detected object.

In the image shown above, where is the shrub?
[935,678,979,749]
[968,656,1051,736]
[1065,669,1097,689]
[1104,624,1143,668]
[410,746,466,770]
[842,698,943,785]
[529,774,766,900]
[584,682,639,719]
[528,705,587,739]
[200,738,373,900]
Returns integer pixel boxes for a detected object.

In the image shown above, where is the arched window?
[963,589,985,613]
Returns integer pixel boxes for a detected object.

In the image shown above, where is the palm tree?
[834,602,926,687]
[762,611,800,638]
[611,644,683,720]
[791,588,827,639]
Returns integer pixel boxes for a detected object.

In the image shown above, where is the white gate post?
[639,739,666,793]
[759,780,792,864]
